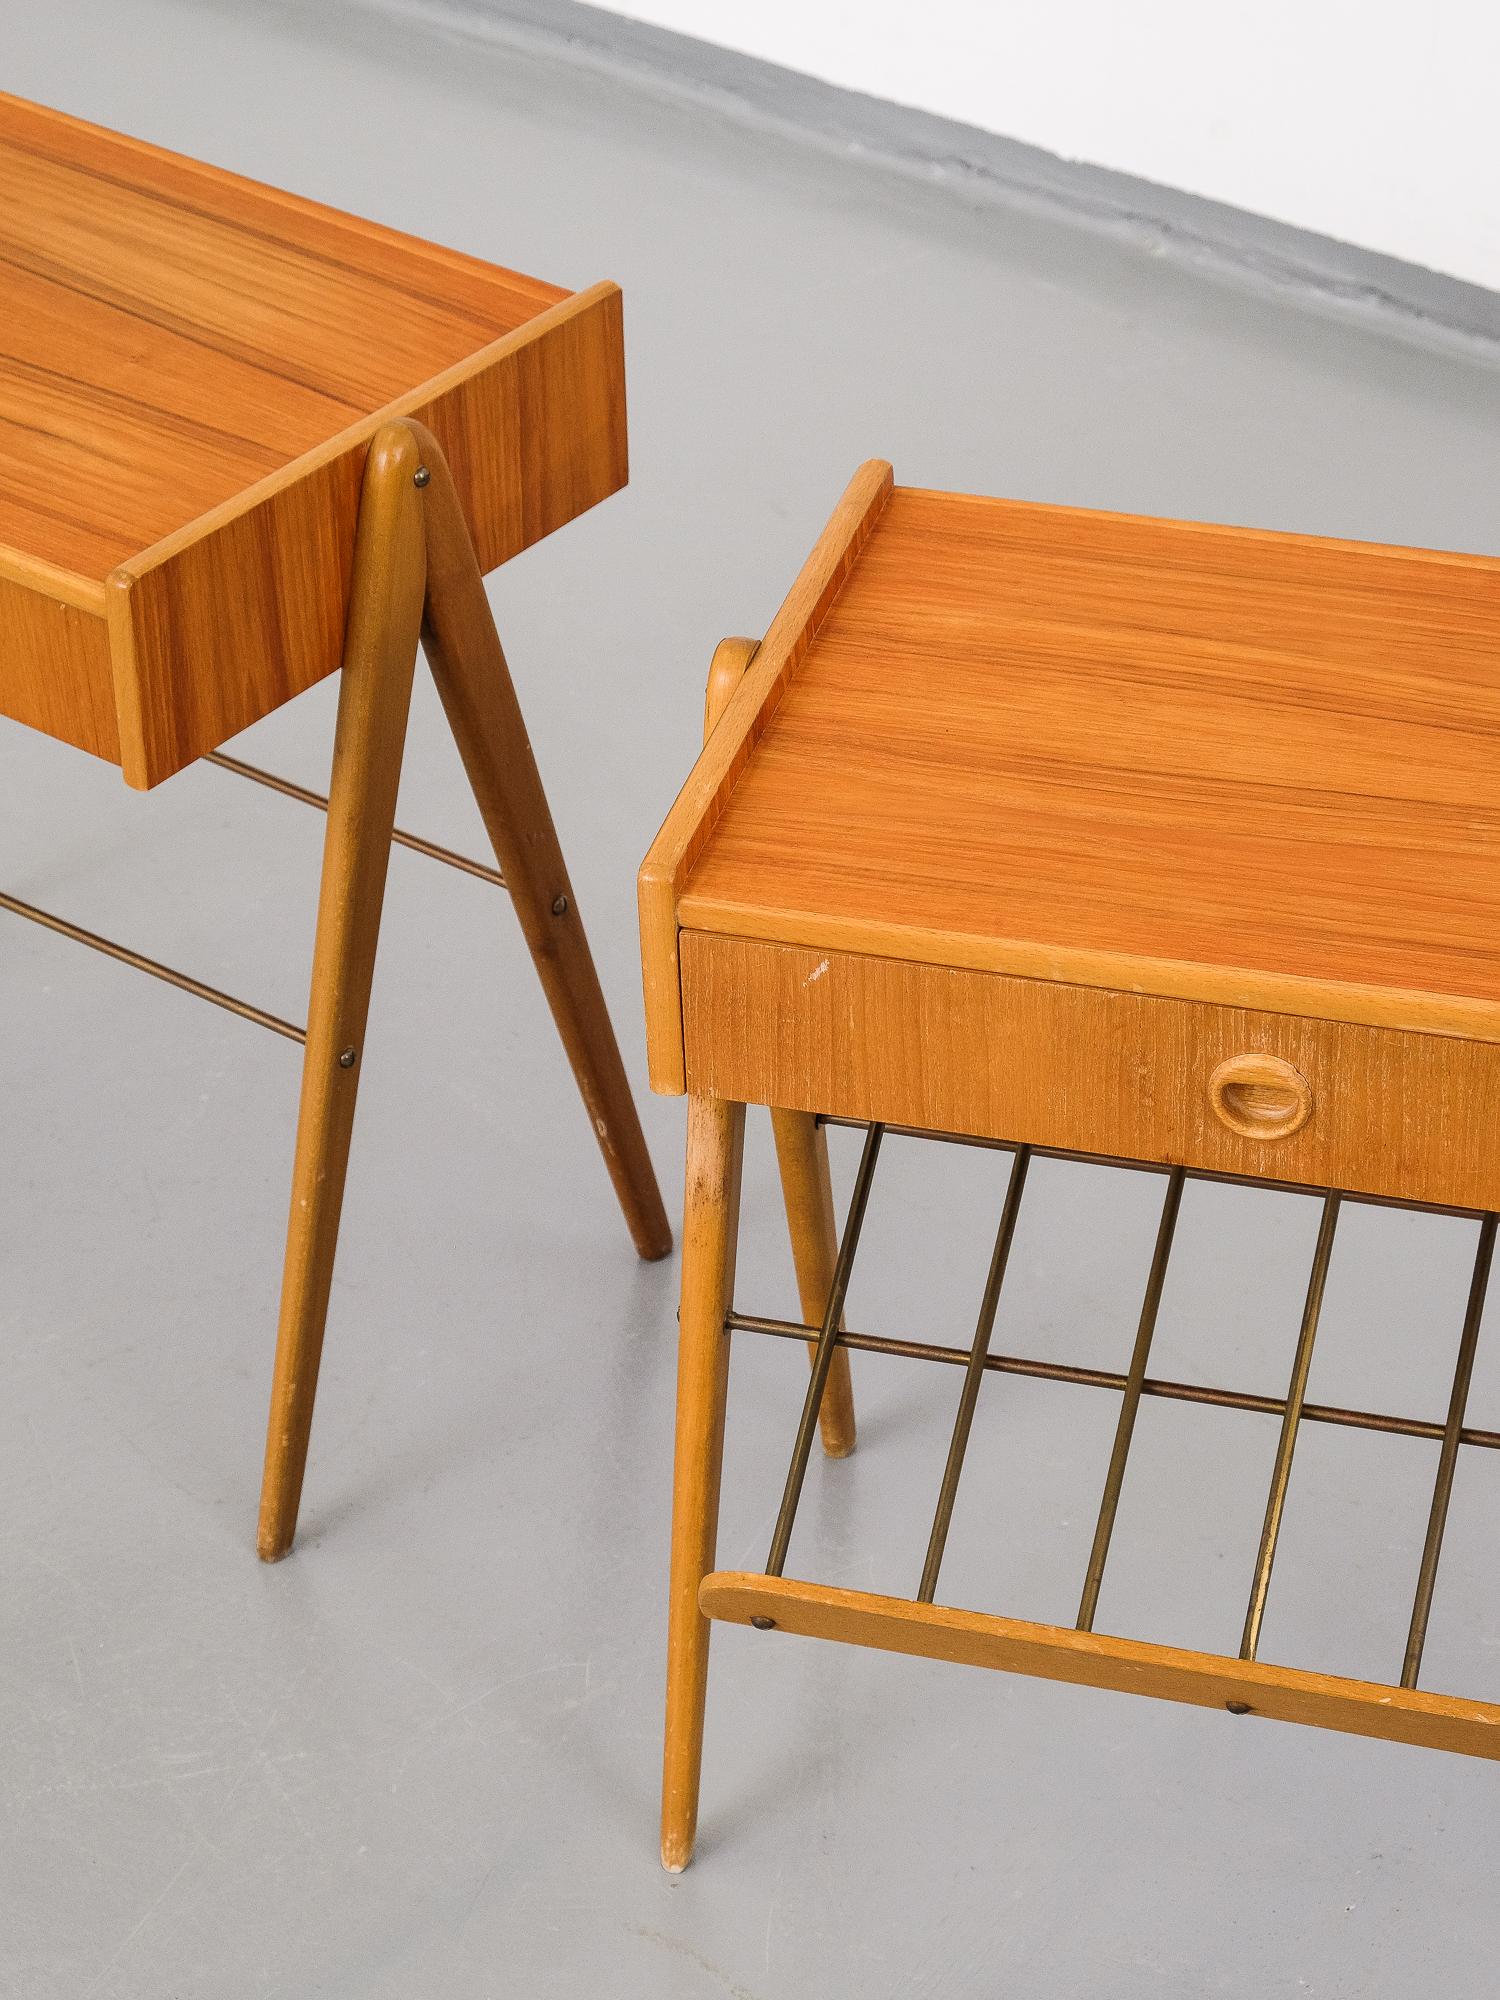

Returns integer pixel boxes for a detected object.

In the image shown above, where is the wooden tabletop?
[642,462,1500,1087]
[0,94,625,786]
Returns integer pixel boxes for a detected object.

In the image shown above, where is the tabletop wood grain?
[672,483,1500,1043]
[0,92,563,580]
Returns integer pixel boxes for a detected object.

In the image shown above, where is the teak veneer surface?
[0,93,561,578]
[670,481,1500,1048]
[0,94,625,786]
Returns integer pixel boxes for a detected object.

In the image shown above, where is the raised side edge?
[895,481,1500,572]
[108,283,624,789]
[637,459,894,1093]
[102,569,146,784]
[0,544,106,614]
[701,1574,1500,1761]
[0,90,567,308]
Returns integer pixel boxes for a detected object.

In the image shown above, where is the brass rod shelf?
[919,1144,1031,1603]
[1403,1214,1497,1687]
[725,1310,1500,1452]
[0,889,306,1042]
[1077,1166,1185,1632]
[765,1121,884,1578]
[206,751,507,888]
[1241,1192,1341,1660]
[746,1113,1498,1698]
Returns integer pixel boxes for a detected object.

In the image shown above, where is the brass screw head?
[338,1047,357,1069]
[413,466,431,488]
[750,1615,776,1631]
[551,894,569,915]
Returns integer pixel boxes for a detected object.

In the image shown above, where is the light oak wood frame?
[700,1575,1500,1760]
[661,1093,746,1871]
[256,418,670,1561]
[659,628,873,1868]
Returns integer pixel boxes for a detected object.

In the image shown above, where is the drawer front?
[680,933,1500,1211]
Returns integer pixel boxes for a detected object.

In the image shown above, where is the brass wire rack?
[705,1116,1500,1756]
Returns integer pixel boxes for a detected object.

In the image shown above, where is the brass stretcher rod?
[0,755,506,1044]
[1402,1212,1498,1689]
[204,752,506,888]
[1240,1193,1341,1661]
[918,1145,1031,1604]
[722,1315,1500,1454]
[1076,1165,1186,1631]
[764,1121,884,1579]
[0,888,306,1043]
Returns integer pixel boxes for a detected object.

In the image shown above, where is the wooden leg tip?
[821,1431,857,1460]
[256,1512,295,1563]
[660,1804,697,1873]
[636,1224,675,1263]
[628,1184,673,1259]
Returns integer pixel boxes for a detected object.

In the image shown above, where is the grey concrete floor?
[5,1,1500,1993]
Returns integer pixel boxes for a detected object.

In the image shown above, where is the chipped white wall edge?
[324,0,1500,354]
[594,1,1500,299]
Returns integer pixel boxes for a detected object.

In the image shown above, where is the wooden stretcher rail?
[701,1574,1500,1761]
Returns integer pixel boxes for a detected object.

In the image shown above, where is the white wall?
[602,1,1500,293]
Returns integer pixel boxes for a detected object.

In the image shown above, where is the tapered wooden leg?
[701,641,856,1461]
[256,424,428,1562]
[770,1108,857,1458]
[410,421,671,1263]
[661,1094,745,1872]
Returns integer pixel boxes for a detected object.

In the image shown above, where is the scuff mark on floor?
[629,1924,765,2000]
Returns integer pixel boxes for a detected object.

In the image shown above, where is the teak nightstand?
[0,93,669,1560]
[641,459,1500,1869]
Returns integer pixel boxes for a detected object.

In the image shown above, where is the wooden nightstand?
[0,92,669,1561]
[641,460,1500,1869]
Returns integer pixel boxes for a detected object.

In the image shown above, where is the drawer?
[680,932,1500,1211]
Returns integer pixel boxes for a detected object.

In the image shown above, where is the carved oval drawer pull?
[1208,1053,1312,1141]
